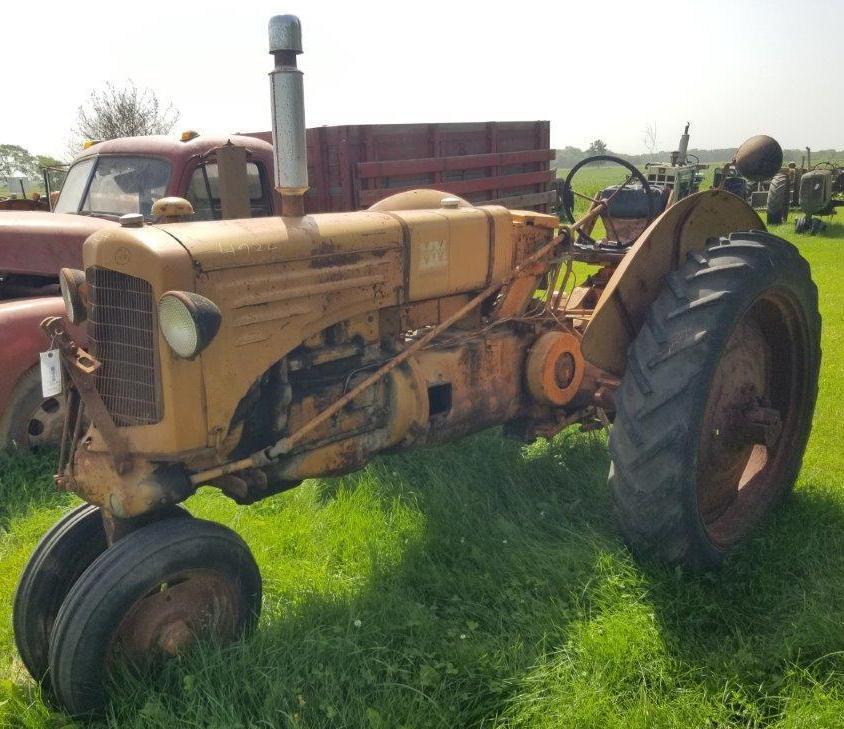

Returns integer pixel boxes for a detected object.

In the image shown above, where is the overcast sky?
[4,0,843,160]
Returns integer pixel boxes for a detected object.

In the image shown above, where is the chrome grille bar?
[86,267,161,426]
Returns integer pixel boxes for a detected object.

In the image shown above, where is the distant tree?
[642,123,658,155]
[72,80,180,145]
[0,144,38,178]
[587,139,608,156]
[35,154,67,169]
[553,145,586,169]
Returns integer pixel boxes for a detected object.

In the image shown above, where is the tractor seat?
[599,184,669,219]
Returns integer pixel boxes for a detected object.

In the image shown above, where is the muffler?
[268,14,309,217]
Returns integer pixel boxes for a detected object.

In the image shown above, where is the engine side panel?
[168,206,514,445]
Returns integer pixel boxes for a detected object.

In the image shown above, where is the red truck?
[0,122,552,449]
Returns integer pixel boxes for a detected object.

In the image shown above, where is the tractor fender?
[581,189,763,377]
[0,297,85,421]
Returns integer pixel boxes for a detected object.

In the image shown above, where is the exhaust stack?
[269,14,308,217]
[676,122,690,166]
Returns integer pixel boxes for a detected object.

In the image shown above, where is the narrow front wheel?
[13,505,107,682]
[48,518,262,715]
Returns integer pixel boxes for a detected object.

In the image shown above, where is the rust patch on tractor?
[108,568,241,665]
[310,239,362,268]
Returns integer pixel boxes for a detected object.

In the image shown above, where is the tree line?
[554,141,844,170]
[1,81,179,196]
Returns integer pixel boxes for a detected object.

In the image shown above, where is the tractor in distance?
[763,147,844,231]
[715,145,844,230]
[763,147,819,226]
[13,14,820,716]
[713,160,791,220]
[641,123,707,199]
[791,148,844,233]
[0,165,68,212]
[558,123,706,247]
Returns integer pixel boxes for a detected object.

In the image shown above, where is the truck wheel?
[766,173,789,224]
[609,231,820,568]
[0,367,67,450]
[13,505,107,683]
[48,518,261,715]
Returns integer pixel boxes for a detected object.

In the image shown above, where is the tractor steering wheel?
[812,161,837,171]
[560,155,655,246]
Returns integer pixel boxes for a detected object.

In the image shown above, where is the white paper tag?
[40,350,63,398]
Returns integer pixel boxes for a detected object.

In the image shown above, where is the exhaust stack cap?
[268,13,308,216]
[269,14,302,54]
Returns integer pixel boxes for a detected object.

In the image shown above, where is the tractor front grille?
[86,267,161,426]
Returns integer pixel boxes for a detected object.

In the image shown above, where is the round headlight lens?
[158,291,221,359]
[59,268,87,324]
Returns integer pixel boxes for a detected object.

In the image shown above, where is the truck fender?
[581,189,763,377]
[0,297,85,429]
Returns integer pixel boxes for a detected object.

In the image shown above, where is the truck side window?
[186,162,271,220]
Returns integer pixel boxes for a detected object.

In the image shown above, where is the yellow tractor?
[14,15,820,715]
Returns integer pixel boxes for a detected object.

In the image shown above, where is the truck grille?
[86,267,161,426]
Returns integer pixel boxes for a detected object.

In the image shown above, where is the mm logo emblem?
[418,240,448,271]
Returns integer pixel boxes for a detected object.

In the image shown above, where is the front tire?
[609,231,820,568]
[48,518,262,716]
[13,505,108,682]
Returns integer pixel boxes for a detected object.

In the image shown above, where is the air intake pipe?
[268,14,308,217]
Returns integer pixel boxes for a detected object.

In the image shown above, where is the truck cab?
[52,134,276,224]
[0,133,276,449]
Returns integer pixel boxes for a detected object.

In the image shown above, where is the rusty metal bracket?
[41,317,131,473]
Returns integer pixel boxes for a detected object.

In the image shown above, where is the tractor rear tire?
[766,173,790,224]
[609,231,820,569]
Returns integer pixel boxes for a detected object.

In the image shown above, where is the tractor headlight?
[158,291,222,359]
[59,268,87,324]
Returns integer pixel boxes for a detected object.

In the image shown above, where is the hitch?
[40,317,131,474]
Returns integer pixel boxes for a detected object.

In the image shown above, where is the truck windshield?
[54,156,171,219]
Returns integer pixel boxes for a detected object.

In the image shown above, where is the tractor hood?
[0,211,117,276]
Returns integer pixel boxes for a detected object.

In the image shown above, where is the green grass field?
[1,208,843,727]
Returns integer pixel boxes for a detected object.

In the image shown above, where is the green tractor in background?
[713,158,802,224]
[641,123,707,200]
[792,157,844,234]
[763,148,844,232]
